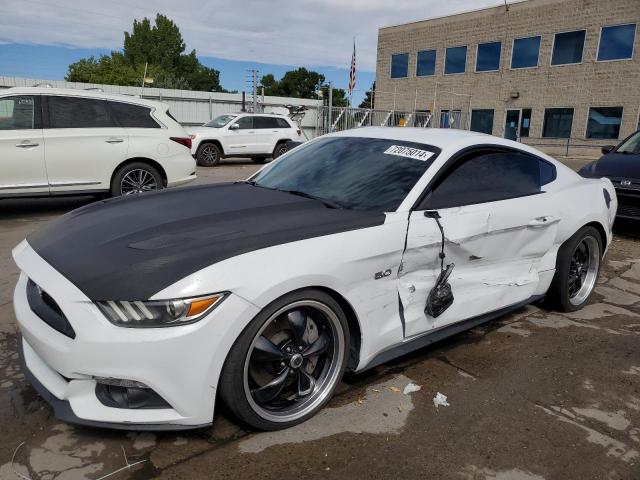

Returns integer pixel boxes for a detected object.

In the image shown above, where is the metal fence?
[315,106,436,136]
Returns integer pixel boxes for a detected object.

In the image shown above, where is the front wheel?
[546,226,602,312]
[219,290,349,430]
[111,162,163,197]
[196,143,221,167]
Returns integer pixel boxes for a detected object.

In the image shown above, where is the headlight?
[96,293,227,328]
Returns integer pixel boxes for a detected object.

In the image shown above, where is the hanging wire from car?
[424,211,455,318]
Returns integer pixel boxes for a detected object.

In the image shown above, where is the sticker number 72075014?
[383,145,434,161]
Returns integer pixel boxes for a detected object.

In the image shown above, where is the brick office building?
[375,0,639,154]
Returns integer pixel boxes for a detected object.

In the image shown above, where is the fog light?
[95,383,171,410]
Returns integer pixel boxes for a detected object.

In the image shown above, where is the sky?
[0,0,512,103]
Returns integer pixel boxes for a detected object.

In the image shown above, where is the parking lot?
[1,157,639,480]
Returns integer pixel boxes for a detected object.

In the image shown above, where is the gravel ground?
[1,156,639,480]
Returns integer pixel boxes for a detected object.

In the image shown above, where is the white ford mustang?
[13,128,617,431]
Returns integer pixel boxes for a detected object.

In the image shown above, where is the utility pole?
[252,69,258,113]
[245,68,259,112]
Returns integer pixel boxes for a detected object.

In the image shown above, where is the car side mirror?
[601,145,615,154]
[229,123,240,130]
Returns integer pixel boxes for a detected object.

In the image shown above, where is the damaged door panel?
[399,196,559,337]
[398,149,561,338]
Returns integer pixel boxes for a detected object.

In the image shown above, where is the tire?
[272,142,288,159]
[196,143,221,167]
[546,226,602,312]
[110,162,163,197]
[219,289,350,431]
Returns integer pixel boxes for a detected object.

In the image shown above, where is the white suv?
[189,113,302,166]
[0,87,196,198]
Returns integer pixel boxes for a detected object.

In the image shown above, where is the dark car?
[579,130,640,220]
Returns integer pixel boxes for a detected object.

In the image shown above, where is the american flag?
[348,39,356,97]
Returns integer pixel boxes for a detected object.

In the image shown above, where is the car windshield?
[251,137,439,211]
[617,131,640,154]
[205,114,236,128]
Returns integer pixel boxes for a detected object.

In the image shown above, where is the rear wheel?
[220,289,349,430]
[546,226,602,312]
[110,162,162,197]
[196,143,221,167]
[272,142,288,159]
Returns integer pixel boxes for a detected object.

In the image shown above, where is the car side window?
[108,101,160,128]
[254,117,280,129]
[0,96,37,130]
[421,150,554,210]
[275,118,291,128]
[47,96,115,129]
[235,117,253,129]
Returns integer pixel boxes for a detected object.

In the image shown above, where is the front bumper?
[614,185,640,220]
[13,241,260,430]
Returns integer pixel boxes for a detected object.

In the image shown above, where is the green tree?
[66,14,225,92]
[261,68,346,106]
[359,82,375,109]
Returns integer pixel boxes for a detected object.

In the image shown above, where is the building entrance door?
[504,109,521,140]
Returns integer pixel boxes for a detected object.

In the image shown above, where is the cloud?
[0,0,511,71]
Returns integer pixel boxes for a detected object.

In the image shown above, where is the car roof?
[1,87,165,110]
[330,127,555,157]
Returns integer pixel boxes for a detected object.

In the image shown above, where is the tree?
[261,68,346,106]
[66,14,225,92]
[359,82,375,109]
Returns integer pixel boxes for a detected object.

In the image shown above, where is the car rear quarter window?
[47,96,115,129]
[108,101,160,128]
[275,118,291,128]
[422,150,553,209]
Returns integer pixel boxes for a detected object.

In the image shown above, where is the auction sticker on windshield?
[384,145,434,161]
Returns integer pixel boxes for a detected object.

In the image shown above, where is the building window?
[476,41,501,72]
[598,24,637,61]
[444,46,467,74]
[391,53,409,78]
[511,36,541,69]
[470,109,494,134]
[416,50,436,76]
[440,110,462,128]
[543,108,574,138]
[551,30,586,65]
[586,107,623,139]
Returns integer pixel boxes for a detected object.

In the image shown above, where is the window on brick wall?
[391,53,409,78]
[543,108,574,138]
[476,41,502,72]
[597,24,637,61]
[416,50,436,76]
[511,36,541,69]
[470,109,494,134]
[586,107,623,139]
[551,30,586,65]
[444,46,467,74]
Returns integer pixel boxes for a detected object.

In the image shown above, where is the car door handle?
[105,138,124,144]
[16,141,39,148]
[528,216,557,227]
